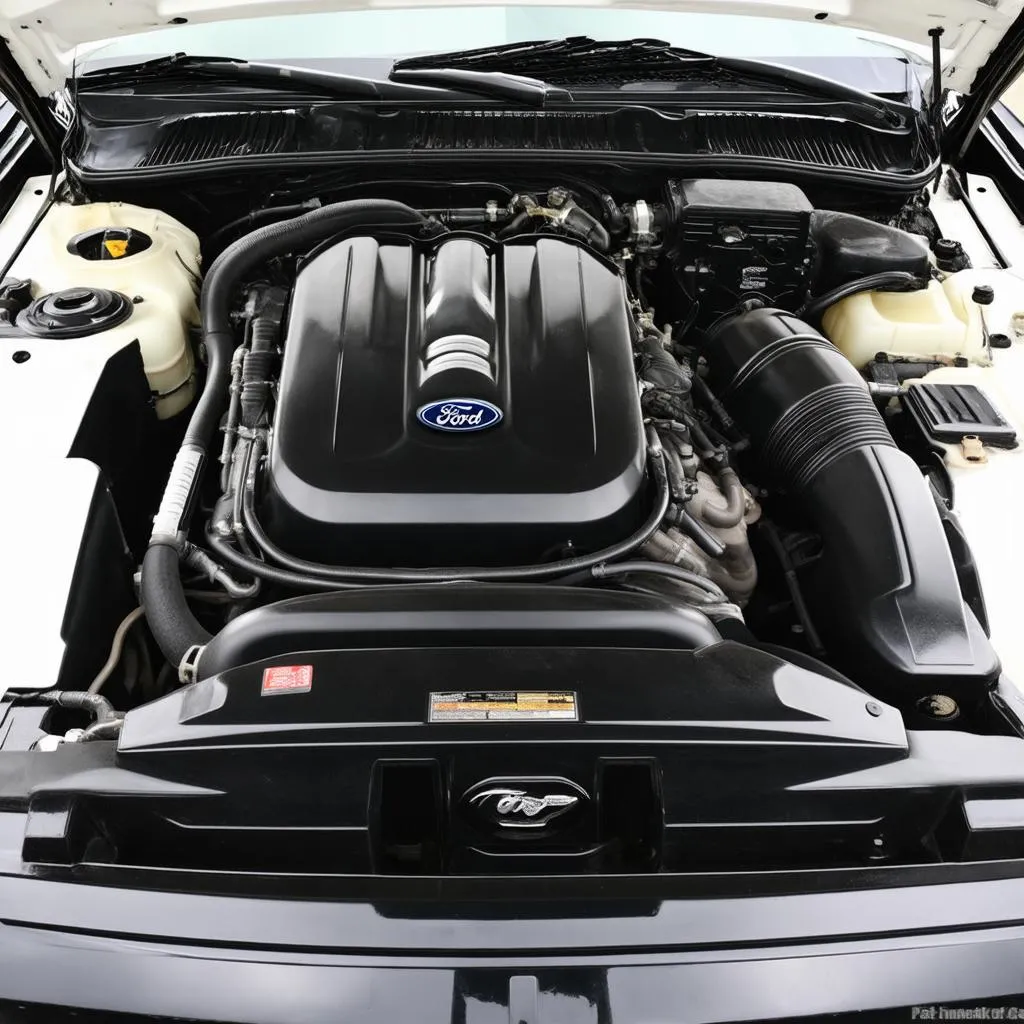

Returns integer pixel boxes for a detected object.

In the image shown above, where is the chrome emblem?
[417,398,503,433]
[462,778,588,831]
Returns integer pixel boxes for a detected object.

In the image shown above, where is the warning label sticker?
[261,664,313,696]
[429,691,578,722]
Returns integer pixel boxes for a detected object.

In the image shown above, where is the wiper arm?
[389,67,565,107]
[394,37,909,127]
[80,52,552,105]
[78,53,384,98]
[395,35,717,74]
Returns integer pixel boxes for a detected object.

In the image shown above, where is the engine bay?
[2,165,1024,875]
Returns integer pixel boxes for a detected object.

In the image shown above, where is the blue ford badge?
[417,398,503,433]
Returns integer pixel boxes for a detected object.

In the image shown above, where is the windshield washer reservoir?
[6,202,200,418]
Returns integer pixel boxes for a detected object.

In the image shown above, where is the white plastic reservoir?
[821,269,1024,370]
[8,202,201,418]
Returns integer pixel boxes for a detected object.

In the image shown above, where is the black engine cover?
[264,233,647,564]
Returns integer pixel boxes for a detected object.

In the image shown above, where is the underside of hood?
[1,0,1024,97]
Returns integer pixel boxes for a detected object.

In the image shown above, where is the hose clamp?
[178,644,205,686]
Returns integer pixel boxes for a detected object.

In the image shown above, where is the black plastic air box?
[666,179,813,313]
[809,211,930,293]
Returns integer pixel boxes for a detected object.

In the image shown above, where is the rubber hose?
[691,372,738,435]
[687,418,717,458]
[242,430,670,583]
[561,205,611,251]
[143,543,212,665]
[79,719,124,743]
[590,560,729,602]
[194,199,429,450]
[798,271,919,327]
[142,200,430,668]
[498,211,532,238]
[206,201,319,254]
[208,531,362,592]
[88,606,145,694]
[700,467,746,529]
[33,690,119,724]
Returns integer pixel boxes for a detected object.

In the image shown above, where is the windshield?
[77,8,932,94]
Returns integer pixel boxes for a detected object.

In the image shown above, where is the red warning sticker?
[261,664,313,696]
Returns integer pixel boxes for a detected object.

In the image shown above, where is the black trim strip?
[68,150,940,197]
[0,38,59,165]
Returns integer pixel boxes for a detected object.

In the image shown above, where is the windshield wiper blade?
[78,53,387,98]
[81,52,530,106]
[80,53,568,107]
[395,36,717,74]
[394,37,909,127]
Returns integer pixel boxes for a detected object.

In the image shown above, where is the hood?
[2,0,1024,98]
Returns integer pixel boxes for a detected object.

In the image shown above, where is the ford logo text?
[417,398,503,433]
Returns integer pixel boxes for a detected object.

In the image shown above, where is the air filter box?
[666,179,813,316]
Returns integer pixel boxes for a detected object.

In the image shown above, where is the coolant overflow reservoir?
[821,279,985,369]
[8,202,200,418]
[822,269,1024,371]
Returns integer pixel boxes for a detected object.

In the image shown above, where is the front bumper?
[1,865,1024,1022]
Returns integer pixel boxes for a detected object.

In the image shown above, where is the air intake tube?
[708,308,998,706]
[141,200,431,677]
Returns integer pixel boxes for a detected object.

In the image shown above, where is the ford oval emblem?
[417,398,503,433]
[461,777,588,833]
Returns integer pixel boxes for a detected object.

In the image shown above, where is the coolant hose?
[142,542,212,667]
[205,200,320,255]
[141,200,431,671]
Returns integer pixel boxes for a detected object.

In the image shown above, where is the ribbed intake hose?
[708,308,998,705]
[141,200,431,673]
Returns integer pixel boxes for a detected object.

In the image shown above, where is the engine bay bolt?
[11,349,30,363]
[865,701,883,717]
[916,694,960,721]
[132,295,144,304]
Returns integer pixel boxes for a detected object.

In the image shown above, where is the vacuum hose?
[141,200,431,673]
